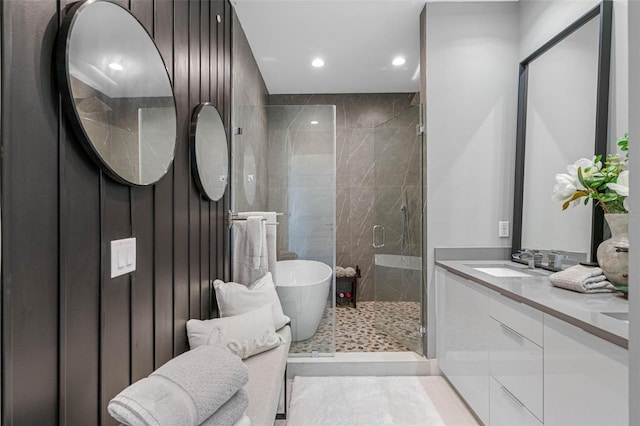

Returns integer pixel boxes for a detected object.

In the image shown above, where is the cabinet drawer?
[489,318,543,420]
[489,291,543,346]
[490,377,542,426]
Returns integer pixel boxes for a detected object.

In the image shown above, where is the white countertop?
[435,260,629,348]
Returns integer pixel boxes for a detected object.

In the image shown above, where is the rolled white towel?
[108,345,248,426]
[344,267,356,277]
[335,266,346,278]
[200,389,248,426]
[231,414,251,426]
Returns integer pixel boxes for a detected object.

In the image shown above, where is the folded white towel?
[108,345,249,426]
[200,389,248,426]
[550,265,615,293]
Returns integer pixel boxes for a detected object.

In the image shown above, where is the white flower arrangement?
[551,134,629,214]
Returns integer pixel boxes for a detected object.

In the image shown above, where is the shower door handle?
[372,225,385,248]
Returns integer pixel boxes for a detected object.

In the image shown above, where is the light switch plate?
[498,221,510,238]
[111,237,136,278]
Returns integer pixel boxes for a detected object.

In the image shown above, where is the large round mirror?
[190,104,229,201]
[57,0,177,185]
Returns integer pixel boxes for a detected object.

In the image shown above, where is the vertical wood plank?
[1,1,60,423]
[131,0,153,33]
[153,0,175,368]
[57,0,101,424]
[101,179,132,426]
[173,0,190,355]
[101,1,133,423]
[222,0,232,282]
[189,0,202,321]
[129,0,156,384]
[200,0,211,319]
[209,0,221,317]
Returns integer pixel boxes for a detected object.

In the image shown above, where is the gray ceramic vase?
[597,213,629,286]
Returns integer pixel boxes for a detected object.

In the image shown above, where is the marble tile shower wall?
[269,93,420,300]
[232,12,268,212]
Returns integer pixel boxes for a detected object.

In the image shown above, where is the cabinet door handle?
[499,322,525,341]
[500,384,525,409]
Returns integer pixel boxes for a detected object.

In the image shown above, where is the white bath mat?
[287,376,446,426]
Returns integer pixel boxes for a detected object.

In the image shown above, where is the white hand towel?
[232,216,268,286]
[550,265,615,293]
[246,216,265,270]
[238,212,278,284]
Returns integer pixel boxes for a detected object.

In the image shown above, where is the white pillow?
[186,305,285,359]
[213,272,290,329]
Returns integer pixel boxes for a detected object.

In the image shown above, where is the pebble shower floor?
[289,301,421,353]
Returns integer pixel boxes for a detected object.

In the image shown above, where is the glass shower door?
[372,105,424,355]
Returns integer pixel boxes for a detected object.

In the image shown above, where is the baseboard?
[286,352,434,379]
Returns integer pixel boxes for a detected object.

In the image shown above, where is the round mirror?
[190,104,229,201]
[243,144,257,206]
[57,0,177,185]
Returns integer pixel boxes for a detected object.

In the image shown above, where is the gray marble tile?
[336,187,350,245]
[348,129,374,188]
[349,188,375,249]
[336,128,350,188]
[336,243,352,268]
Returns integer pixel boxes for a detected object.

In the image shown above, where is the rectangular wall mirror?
[512,1,612,265]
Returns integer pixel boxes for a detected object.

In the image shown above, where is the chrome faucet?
[512,249,542,269]
[548,252,580,270]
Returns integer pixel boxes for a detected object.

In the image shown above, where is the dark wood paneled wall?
[1,1,232,424]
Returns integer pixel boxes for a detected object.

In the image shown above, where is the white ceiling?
[232,1,426,94]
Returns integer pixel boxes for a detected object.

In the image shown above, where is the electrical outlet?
[498,221,510,238]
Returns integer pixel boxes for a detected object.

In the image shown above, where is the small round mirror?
[190,104,229,201]
[57,0,177,185]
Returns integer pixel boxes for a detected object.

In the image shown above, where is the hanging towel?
[238,212,278,284]
[549,265,615,293]
[232,217,267,286]
[246,216,265,269]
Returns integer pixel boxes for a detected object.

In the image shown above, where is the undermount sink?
[468,264,547,278]
[601,312,629,323]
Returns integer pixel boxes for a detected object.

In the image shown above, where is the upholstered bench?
[243,326,291,424]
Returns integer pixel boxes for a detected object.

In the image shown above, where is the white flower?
[567,157,602,178]
[552,173,578,202]
[606,170,629,197]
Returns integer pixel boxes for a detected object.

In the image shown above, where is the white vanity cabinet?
[435,267,490,424]
[488,292,543,423]
[543,314,628,426]
[435,266,628,426]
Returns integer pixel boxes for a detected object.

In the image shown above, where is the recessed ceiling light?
[392,57,406,66]
[109,62,124,71]
[311,58,325,68]
[310,120,319,125]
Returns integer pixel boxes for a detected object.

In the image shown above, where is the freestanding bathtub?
[275,260,332,342]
